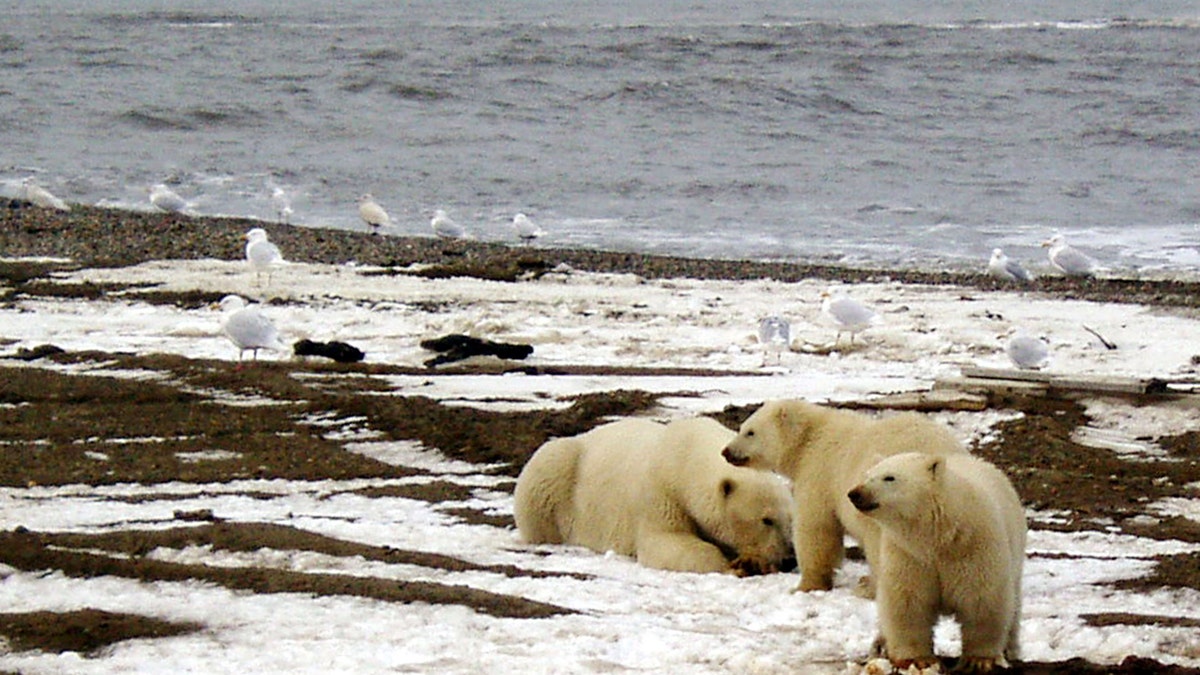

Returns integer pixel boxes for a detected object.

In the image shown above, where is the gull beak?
[1040,239,1052,247]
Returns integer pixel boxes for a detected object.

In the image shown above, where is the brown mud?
[2,204,1199,672]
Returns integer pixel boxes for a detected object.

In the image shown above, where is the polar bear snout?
[847,486,878,512]
[722,446,750,466]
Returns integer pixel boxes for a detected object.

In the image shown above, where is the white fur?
[515,417,794,575]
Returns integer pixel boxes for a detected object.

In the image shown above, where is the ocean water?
[2,0,1199,272]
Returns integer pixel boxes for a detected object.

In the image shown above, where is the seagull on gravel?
[988,248,1033,283]
[512,213,543,242]
[149,184,190,214]
[20,178,70,211]
[1042,234,1098,277]
[217,295,287,362]
[270,186,293,224]
[358,194,391,231]
[244,227,286,287]
[431,209,469,240]
[820,287,880,345]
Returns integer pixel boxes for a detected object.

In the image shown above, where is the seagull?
[513,212,543,242]
[244,227,285,287]
[431,209,469,239]
[271,186,293,224]
[217,295,287,362]
[358,194,391,231]
[820,288,880,345]
[758,315,791,366]
[1042,234,1098,277]
[149,184,190,213]
[988,248,1033,282]
[1007,334,1050,370]
[20,178,70,211]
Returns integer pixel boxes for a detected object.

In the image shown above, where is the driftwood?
[836,389,989,413]
[942,367,1184,398]
[420,334,534,368]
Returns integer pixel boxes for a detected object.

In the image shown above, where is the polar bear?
[514,416,794,575]
[721,399,963,592]
[847,452,1026,673]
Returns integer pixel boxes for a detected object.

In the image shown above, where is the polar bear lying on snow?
[514,417,795,575]
[848,452,1026,673]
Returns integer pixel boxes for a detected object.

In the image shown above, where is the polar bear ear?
[720,478,736,498]
[927,457,942,477]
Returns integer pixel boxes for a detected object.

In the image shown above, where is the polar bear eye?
[762,517,775,528]
[883,475,896,482]
[745,430,755,437]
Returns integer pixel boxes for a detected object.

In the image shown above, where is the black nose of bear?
[722,447,749,466]
[847,487,877,512]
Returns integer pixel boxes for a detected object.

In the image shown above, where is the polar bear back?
[515,418,665,553]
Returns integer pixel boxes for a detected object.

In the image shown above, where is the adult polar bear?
[722,399,963,592]
[848,452,1026,672]
[514,417,794,575]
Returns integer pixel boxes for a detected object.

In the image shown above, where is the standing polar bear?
[848,452,1026,672]
[722,399,963,592]
[515,417,795,575]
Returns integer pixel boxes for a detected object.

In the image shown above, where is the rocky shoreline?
[4,201,1200,309]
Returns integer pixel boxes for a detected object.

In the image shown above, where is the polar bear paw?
[730,555,776,577]
[953,656,1005,673]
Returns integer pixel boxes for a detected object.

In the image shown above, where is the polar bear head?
[846,452,941,525]
[709,471,795,575]
[722,399,819,471]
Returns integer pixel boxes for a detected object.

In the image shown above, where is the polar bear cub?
[514,417,795,575]
[722,399,964,592]
[848,452,1026,673]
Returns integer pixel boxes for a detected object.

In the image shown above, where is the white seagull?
[244,227,286,287]
[271,186,293,224]
[149,183,190,213]
[513,212,543,242]
[820,287,880,345]
[20,178,70,211]
[1006,334,1050,370]
[1042,234,1098,277]
[431,209,469,239]
[358,194,391,231]
[217,295,287,362]
[988,248,1033,282]
[757,315,791,366]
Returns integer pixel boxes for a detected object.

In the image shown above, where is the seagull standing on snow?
[513,213,543,242]
[149,183,190,214]
[431,209,469,239]
[358,194,391,231]
[988,248,1033,282]
[20,178,70,211]
[244,227,285,287]
[758,315,791,366]
[820,288,880,345]
[1042,234,1098,277]
[1007,334,1050,370]
[217,295,287,362]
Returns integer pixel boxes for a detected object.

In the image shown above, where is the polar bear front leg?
[956,594,1016,672]
[876,550,939,668]
[794,516,844,591]
[635,530,733,574]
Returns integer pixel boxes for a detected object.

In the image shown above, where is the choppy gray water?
[3,0,1199,272]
